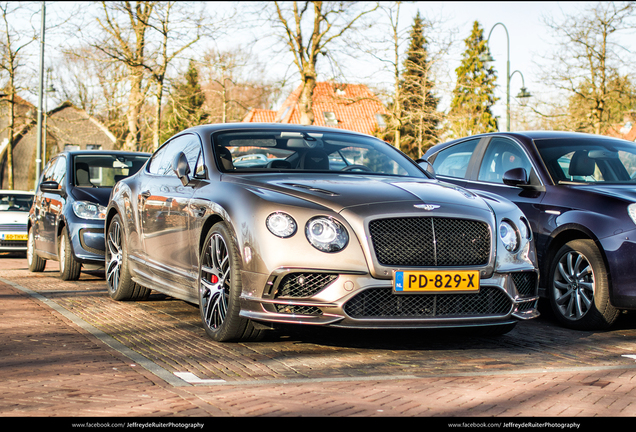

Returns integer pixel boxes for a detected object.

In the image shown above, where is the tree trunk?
[124,70,144,151]
[298,72,316,125]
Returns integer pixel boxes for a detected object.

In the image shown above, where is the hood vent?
[283,183,340,196]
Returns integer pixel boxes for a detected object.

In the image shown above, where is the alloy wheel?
[106,219,123,292]
[200,233,230,330]
[552,249,595,321]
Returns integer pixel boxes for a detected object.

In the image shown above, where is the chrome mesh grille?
[344,286,511,318]
[511,272,537,298]
[275,273,338,298]
[274,304,323,315]
[368,217,490,267]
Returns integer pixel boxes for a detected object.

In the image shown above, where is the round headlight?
[499,220,519,252]
[305,216,348,252]
[266,212,297,238]
[72,201,106,220]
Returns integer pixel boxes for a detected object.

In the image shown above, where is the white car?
[0,190,34,253]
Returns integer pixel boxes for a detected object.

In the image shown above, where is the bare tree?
[541,1,636,134]
[199,47,280,124]
[265,1,379,125]
[145,1,206,150]
[0,2,38,189]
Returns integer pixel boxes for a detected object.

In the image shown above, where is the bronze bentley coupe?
[105,124,539,341]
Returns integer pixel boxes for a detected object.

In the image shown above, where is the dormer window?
[375,114,387,129]
[323,111,338,126]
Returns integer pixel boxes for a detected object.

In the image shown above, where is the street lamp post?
[35,1,46,189]
[480,22,532,132]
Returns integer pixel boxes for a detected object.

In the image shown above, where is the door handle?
[140,190,151,198]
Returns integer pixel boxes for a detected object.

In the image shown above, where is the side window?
[41,158,58,182]
[181,135,203,176]
[478,138,532,183]
[148,134,201,176]
[52,156,67,184]
[432,139,479,178]
[148,145,168,175]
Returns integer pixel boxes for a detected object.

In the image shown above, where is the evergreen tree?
[449,21,499,138]
[161,60,208,142]
[398,12,440,159]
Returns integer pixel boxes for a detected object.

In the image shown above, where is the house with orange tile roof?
[243,81,389,135]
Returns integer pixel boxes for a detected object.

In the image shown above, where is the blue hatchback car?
[27,150,149,280]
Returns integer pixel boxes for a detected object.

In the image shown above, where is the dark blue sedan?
[27,150,149,280]
[423,131,636,330]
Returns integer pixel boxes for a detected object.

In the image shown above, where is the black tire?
[106,214,150,301]
[58,228,81,281]
[198,222,264,342]
[27,226,46,272]
[548,239,619,330]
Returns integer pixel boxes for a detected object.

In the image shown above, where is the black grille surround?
[368,217,491,267]
[343,286,512,319]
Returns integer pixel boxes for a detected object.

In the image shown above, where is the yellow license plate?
[393,270,479,294]
[1,234,27,241]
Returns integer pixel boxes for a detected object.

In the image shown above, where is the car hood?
[228,174,493,213]
[70,187,113,207]
[570,184,636,203]
[0,211,28,224]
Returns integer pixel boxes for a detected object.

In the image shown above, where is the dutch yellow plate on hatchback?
[1,233,27,241]
[393,270,479,294]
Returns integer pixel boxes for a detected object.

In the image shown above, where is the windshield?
[535,137,636,184]
[0,193,33,211]
[74,154,149,187]
[212,130,426,178]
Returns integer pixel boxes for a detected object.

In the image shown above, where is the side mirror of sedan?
[173,152,191,187]
[502,167,529,187]
[416,158,436,178]
[40,180,62,194]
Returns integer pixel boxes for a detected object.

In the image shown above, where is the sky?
[32,1,633,130]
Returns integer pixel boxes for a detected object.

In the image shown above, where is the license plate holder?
[393,270,479,294]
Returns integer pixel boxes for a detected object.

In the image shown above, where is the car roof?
[181,122,378,138]
[61,150,151,157]
[427,131,635,155]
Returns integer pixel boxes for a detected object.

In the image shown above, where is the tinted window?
[478,138,532,183]
[535,137,636,184]
[74,154,149,187]
[0,193,33,211]
[432,139,479,178]
[212,130,425,177]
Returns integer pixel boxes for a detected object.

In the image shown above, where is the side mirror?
[502,167,529,187]
[172,152,191,187]
[416,158,436,178]
[40,180,62,194]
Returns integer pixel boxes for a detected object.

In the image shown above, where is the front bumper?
[68,218,106,267]
[601,229,636,309]
[239,269,539,329]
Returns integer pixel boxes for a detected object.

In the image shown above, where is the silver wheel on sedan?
[548,239,619,330]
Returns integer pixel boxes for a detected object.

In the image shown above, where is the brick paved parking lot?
[1,255,636,423]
